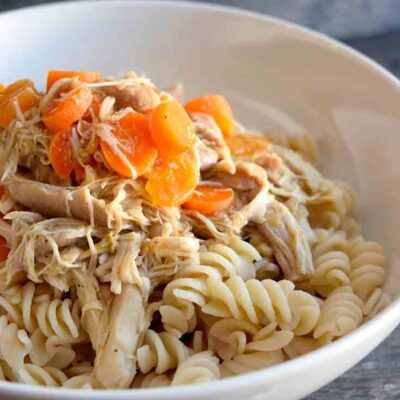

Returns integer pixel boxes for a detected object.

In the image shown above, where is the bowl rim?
[0,0,399,397]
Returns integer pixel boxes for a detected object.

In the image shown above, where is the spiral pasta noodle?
[208,319,293,361]
[220,350,283,378]
[137,329,190,374]
[0,315,31,372]
[160,237,261,337]
[33,297,85,342]
[313,286,364,345]
[18,364,67,387]
[202,276,319,336]
[348,237,385,301]
[363,288,391,319]
[283,337,319,359]
[131,372,171,389]
[172,351,220,385]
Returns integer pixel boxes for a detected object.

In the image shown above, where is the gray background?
[0,1,399,399]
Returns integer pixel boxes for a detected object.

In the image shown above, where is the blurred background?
[0,0,399,78]
[0,1,400,399]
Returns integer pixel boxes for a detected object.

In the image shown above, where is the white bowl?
[1,1,400,399]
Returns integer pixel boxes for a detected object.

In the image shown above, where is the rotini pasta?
[137,329,190,374]
[172,351,220,385]
[0,315,31,372]
[17,364,67,387]
[348,237,385,301]
[220,350,283,377]
[283,337,319,359]
[131,372,171,389]
[202,276,319,335]
[160,236,261,337]
[313,286,364,345]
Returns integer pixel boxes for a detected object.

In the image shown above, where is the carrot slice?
[145,148,199,207]
[185,95,234,137]
[0,236,9,262]
[149,99,195,157]
[100,112,158,178]
[0,80,40,128]
[183,183,234,215]
[49,129,76,179]
[225,133,270,158]
[42,86,93,134]
[47,70,100,92]
[73,163,86,183]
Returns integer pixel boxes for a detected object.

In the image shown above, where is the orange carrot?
[149,99,195,156]
[145,148,199,207]
[46,70,100,92]
[0,80,40,128]
[0,84,4,93]
[101,111,158,178]
[185,95,234,137]
[49,129,76,179]
[73,163,86,183]
[42,86,93,134]
[182,183,234,215]
[0,236,9,262]
[225,133,270,158]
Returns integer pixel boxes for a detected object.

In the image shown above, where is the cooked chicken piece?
[102,82,160,112]
[75,272,110,353]
[195,137,219,171]
[212,161,273,231]
[74,269,149,389]
[164,83,183,102]
[192,113,235,174]
[255,152,310,202]
[257,200,314,281]
[285,197,315,242]
[147,236,200,258]
[95,232,148,295]
[0,219,11,244]
[7,176,108,226]
[4,216,97,289]
[94,283,149,389]
[272,145,322,194]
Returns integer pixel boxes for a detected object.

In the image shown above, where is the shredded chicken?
[195,137,219,171]
[6,176,109,226]
[192,113,235,174]
[272,145,322,194]
[257,200,314,281]
[164,83,183,103]
[211,161,273,231]
[102,82,160,112]
[94,283,149,388]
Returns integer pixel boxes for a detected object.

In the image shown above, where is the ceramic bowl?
[0,1,399,399]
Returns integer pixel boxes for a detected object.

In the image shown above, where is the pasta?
[0,70,389,390]
[160,237,261,337]
[172,351,220,385]
[18,364,67,387]
[313,286,364,345]
[136,329,190,374]
[348,237,385,301]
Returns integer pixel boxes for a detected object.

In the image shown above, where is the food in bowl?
[0,70,389,389]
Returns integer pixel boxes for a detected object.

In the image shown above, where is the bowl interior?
[0,0,400,397]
